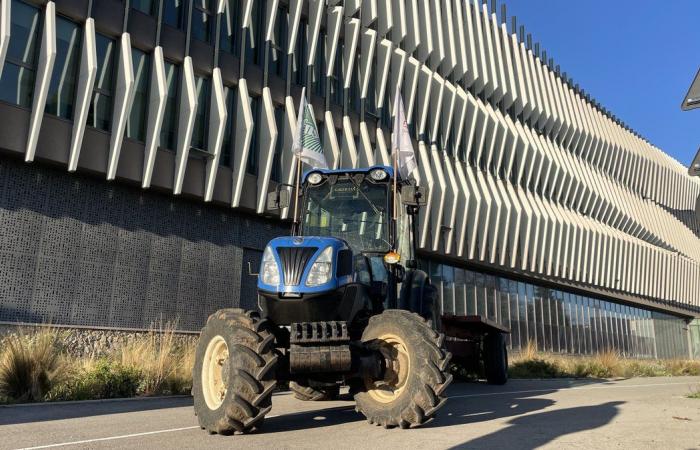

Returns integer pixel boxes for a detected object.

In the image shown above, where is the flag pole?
[293,154,302,236]
[392,120,398,252]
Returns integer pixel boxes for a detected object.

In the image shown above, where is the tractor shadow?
[448,401,624,450]
[261,405,363,433]
[425,378,606,428]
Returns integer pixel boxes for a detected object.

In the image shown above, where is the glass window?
[293,19,308,85]
[330,42,343,106]
[311,34,325,97]
[0,0,41,108]
[87,33,116,132]
[245,0,266,65]
[190,75,210,151]
[485,275,497,322]
[498,278,510,330]
[131,0,154,15]
[518,282,528,348]
[269,5,287,78]
[159,62,180,150]
[509,280,521,350]
[126,48,150,141]
[366,54,377,117]
[247,96,260,173]
[220,87,236,167]
[162,0,186,29]
[220,0,242,56]
[526,284,537,348]
[191,0,214,43]
[475,273,486,317]
[45,17,81,119]
[271,105,284,181]
[454,269,466,317]
[465,270,476,315]
[442,266,455,315]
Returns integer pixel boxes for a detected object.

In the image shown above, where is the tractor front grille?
[276,247,318,286]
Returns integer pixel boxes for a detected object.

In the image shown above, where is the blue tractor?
[192,165,508,434]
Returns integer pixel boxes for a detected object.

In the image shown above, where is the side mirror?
[681,67,700,111]
[401,185,428,206]
[266,189,290,211]
[689,146,700,177]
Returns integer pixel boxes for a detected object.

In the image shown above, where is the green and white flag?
[293,88,328,169]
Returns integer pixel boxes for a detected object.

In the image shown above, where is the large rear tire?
[483,332,508,385]
[192,309,278,435]
[289,381,340,401]
[354,310,452,428]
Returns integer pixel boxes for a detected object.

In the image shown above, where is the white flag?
[391,89,417,179]
[293,88,328,169]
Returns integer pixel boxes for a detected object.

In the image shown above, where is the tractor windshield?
[302,176,391,252]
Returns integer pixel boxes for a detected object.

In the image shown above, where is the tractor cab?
[257,165,423,326]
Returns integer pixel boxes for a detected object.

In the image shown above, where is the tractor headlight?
[307,172,324,185]
[306,246,333,287]
[369,168,388,181]
[260,246,280,285]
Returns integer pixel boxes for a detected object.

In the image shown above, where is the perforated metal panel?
[0,159,285,331]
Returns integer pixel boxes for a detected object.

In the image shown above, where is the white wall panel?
[173,56,196,195]
[25,1,56,162]
[106,33,135,180]
[68,18,97,172]
[204,68,227,202]
[0,0,10,77]
[231,79,253,207]
[255,88,278,213]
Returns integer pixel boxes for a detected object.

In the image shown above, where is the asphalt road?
[1,377,699,450]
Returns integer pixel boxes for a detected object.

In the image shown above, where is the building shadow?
[448,401,624,450]
[0,396,194,426]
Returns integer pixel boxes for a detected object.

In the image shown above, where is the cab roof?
[302,165,396,183]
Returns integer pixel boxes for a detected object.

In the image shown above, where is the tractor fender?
[398,269,439,329]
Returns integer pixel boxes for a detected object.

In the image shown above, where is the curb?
[0,395,192,408]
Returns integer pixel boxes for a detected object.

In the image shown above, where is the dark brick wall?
[0,158,286,331]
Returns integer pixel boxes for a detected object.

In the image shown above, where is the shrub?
[0,328,66,403]
[118,321,194,395]
[48,360,141,401]
[509,358,563,378]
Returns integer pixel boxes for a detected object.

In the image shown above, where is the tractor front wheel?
[354,310,452,428]
[192,309,278,434]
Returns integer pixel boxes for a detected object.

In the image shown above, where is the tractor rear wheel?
[483,332,508,385]
[290,381,340,401]
[353,310,452,428]
[192,309,278,435]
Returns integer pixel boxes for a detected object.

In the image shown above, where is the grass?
[118,321,195,396]
[509,341,700,379]
[0,323,195,404]
[0,327,68,402]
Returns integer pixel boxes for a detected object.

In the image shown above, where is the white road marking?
[17,427,200,450]
[449,381,695,399]
[17,415,281,450]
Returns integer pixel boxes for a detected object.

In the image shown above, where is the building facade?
[0,0,698,358]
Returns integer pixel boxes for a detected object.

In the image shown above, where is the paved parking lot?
[1,377,699,450]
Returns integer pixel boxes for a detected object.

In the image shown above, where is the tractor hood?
[257,236,353,295]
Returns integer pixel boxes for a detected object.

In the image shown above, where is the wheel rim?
[201,335,229,410]
[365,332,411,404]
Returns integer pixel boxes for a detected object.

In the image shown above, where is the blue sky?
[501,0,700,166]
